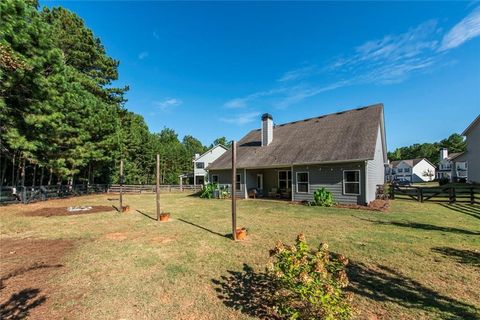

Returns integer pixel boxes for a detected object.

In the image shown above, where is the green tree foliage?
[388,133,466,165]
[0,1,213,186]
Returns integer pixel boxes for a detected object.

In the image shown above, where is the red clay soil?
[24,205,115,217]
[0,238,74,320]
[336,199,390,212]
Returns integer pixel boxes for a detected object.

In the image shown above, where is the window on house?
[278,170,292,190]
[196,162,205,169]
[296,172,309,193]
[211,175,219,183]
[398,168,403,173]
[404,168,410,173]
[236,174,241,190]
[343,170,360,195]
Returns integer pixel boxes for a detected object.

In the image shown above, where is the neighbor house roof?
[390,158,434,168]
[208,103,385,170]
[193,144,228,162]
[448,152,464,161]
[462,114,480,136]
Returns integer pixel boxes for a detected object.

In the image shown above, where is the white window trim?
[343,170,361,196]
[296,171,309,194]
[278,170,292,190]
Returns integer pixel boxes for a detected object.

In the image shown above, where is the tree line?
[0,1,229,187]
[388,133,466,165]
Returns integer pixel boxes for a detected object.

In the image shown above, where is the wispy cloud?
[155,98,182,111]
[138,51,149,60]
[222,6,480,111]
[439,6,480,51]
[153,31,160,40]
[277,65,317,82]
[219,112,261,125]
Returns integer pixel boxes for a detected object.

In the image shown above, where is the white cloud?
[219,112,261,125]
[155,98,182,111]
[222,7,480,110]
[277,65,317,82]
[439,6,480,51]
[153,31,160,40]
[138,51,149,60]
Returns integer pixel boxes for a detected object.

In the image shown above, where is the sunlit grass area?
[1,193,479,319]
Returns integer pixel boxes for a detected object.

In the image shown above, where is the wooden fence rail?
[0,184,108,205]
[106,184,202,194]
[387,184,480,204]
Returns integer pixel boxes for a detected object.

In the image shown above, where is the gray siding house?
[462,115,480,183]
[207,104,387,205]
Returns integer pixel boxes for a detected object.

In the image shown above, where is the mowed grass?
[1,193,479,320]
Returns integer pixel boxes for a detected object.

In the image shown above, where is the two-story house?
[436,148,468,182]
[193,145,228,186]
[386,158,436,183]
[462,115,479,183]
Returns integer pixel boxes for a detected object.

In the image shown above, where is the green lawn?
[1,193,479,319]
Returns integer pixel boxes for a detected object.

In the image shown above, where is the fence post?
[418,188,423,202]
[390,184,395,200]
[449,187,456,204]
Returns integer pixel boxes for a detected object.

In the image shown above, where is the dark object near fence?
[387,184,480,204]
[0,184,108,205]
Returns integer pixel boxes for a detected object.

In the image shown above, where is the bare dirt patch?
[336,200,390,212]
[24,205,115,217]
[105,232,129,241]
[0,238,74,320]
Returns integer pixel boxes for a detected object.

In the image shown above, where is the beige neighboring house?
[436,148,468,182]
[462,115,480,183]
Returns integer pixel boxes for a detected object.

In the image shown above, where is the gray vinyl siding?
[293,163,366,205]
[366,126,385,203]
[465,120,480,183]
[209,169,246,198]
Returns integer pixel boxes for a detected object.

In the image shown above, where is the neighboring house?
[193,145,228,186]
[436,148,468,182]
[386,158,436,183]
[207,104,387,205]
[462,115,480,183]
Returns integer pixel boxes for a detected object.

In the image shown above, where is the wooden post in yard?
[231,140,237,240]
[156,154,161,221]
[119,159,123,212]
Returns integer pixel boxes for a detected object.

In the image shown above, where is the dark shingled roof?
[208,104,384,170]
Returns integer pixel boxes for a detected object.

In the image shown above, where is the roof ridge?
[274,103,383,128]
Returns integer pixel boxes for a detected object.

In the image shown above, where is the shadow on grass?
[432,247,480,268]
[211,263,278,319]
[177,218,230,239]
[0,288,47,320]
[348,261,480,319]
[440,203,480,220]
[1,264,64,286]
[354,216,480,235]
[135,210,157,221]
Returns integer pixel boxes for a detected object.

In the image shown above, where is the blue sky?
[43,1,480,150]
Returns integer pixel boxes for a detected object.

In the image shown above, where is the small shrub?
[200,183,218,199]
[313,188,335,207]
[439,177,450,186]
[267,234,353,320]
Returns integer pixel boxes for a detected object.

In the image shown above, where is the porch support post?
[244,168,247,199]
[231,141,237,240]
[291,165,294,202]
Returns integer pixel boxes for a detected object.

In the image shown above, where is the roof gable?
[208,104,385,170]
